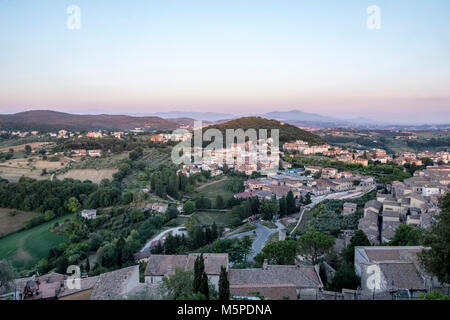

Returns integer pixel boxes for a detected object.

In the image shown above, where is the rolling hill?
[0,110,179,131]
[203,117,327,145]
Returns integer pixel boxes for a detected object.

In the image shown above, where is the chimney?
[263,259,268,270]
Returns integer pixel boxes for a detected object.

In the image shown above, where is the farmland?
[0,157,70,182]
[0,215,71,269]
[0,142,52,153]
[0,208,37,238]
[56,169,118,184]
[194,210,235,228]
[195,177,233,206]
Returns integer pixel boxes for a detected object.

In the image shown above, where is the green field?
[194,210,235,228]
[164,216,190,228]
[0,215,71,269]
[196,178,234,205]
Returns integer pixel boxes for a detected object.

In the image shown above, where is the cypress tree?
[200,271,209,300]
[211,222,219,240]
[286,191,296,214]
[116,236,125,267]
[193,254,205,293]
[279,196,287,216]
[218,265,230,300]
[85,256,90,272]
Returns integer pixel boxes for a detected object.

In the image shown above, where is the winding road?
[227,220,284,262]
[140,226,187,252]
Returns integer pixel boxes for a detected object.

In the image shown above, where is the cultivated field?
[0,166,46,182]
[0,142,52,153]
[0,209,37,238]
[195,178,233,205]
[56,168,118,183]
[0,157,69,182]
[0,215,71,269]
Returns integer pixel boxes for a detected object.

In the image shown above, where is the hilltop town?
[0,122,449,301]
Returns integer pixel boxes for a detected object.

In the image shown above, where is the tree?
[255,240,299,265]
[193,254,210,299]
[0,260,17,289]
[241,236,253,261]
[286,191,296,214]
[24,145,32,155]
[327,263,360,292]
[43,210,56,222]
[85,256,90,272]
[193,254,205,293]
[162,267,196,300]
[36,258,49,275]
[215,195,224,209]
[183,201,196,215]
[167,205,179,219]
[55,256,69,274]
[418,193,450,284]
[421,157,433,167]
[261,201,278,221]
[128,208,144,222]
[303,193,312,205]
[65,197,81,213]
[116,236,125,267]
[129,147,143,161]
[211,222,219,240]
[279,196,287,217]
[200,271,210,300]
[342,230,371,263]
[298,230,335,264]
[218,265,230,300]
[389,224,422,246]
[422,290,450,300]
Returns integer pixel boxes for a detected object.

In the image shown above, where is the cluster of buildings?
[2,244,448,300]
[0,266,141,300]
[70,149,103,158]
[139,253,323,300]
[393,151,450,166]
[358,165,449,244]
[150,132,192,143]
[284,140,449,167]
[234,168,375,201]
[355,246,447,299]
[177,163,223,177]
[175,138,281,176]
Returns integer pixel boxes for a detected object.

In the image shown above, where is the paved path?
[227,220,284,262]
[140,226,187,252]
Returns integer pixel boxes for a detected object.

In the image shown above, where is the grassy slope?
[196,178,234,205]
[194,210,235,228]
[0,209,38,238]
[0,215,71,269]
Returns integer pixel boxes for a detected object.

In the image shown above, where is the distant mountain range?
[141,111,235,122]
[0,110,448,132]
[138,109,382,127]
[0,110,179,131]
[262,110,338,122]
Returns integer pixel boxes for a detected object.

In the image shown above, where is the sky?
[0,0,449,123]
